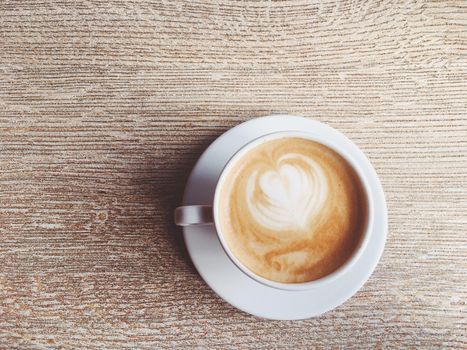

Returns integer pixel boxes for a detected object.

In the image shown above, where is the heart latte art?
[246,154,327,231]
[219,137,367,283]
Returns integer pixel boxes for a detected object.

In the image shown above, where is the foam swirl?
[219,137,367,283]
[246,154,328,231]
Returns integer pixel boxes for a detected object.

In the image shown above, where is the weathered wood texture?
[0,0,466,348]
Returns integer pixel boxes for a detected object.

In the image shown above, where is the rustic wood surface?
[1,0,466,348]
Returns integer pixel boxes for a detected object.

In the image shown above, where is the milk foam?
[246,154,328,231]
[219,137,366,284]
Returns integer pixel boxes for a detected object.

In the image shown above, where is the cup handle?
[174,205,213,226]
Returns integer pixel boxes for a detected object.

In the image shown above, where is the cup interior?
[213,130,374,291]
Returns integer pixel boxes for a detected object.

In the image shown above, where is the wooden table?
[1,1,466,348]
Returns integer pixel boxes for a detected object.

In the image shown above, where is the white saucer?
[182,115,387,320]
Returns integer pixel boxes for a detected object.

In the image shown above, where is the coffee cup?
[175,130,374,291]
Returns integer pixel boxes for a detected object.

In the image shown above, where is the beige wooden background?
[1,0,466,348]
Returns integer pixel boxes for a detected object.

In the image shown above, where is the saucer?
[182,115,387,320]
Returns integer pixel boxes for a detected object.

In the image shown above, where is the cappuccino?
[218,137,367,283]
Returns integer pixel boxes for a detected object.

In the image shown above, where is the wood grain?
[0,0,466,348]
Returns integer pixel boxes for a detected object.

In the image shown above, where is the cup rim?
[212,130,375,291]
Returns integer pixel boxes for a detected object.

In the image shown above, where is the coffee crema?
[218,137,367,283]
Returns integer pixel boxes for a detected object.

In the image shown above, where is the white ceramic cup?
[175,130,375,291]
